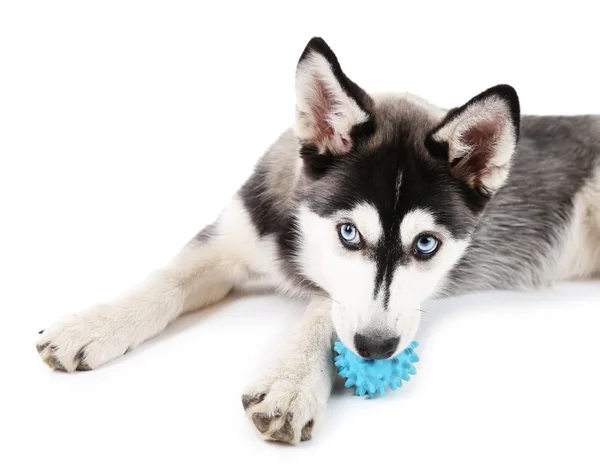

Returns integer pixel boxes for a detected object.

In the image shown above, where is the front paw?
[36,305,133,372]
[242,371,327,445]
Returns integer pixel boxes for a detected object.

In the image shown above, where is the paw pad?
[242,393,265,411]
[270,413,294,443]
[252,412,272,433]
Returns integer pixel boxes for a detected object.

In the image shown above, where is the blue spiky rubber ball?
[334,340,419,397]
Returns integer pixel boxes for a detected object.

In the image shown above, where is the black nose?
[353,333,400,360]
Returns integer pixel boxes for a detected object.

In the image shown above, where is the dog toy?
[334,340,420,397]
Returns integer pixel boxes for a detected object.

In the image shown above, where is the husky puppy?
[36,37,600,444]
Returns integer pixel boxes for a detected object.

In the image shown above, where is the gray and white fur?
[36,38,600,444]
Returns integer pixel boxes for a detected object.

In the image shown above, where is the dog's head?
[293,38,520,359]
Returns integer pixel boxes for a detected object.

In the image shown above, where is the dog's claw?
[45,355,66,371]
[301,419,314,441]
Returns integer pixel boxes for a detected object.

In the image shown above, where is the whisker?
[329,305,347,311]
[305,291,343,307]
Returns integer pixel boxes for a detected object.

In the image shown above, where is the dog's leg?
[242,298,336,445]
[36,198,254,372]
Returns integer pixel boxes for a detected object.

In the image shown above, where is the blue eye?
[414,234,440,257]
[338,223,361,248]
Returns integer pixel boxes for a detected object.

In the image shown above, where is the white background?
[2,1,599,472]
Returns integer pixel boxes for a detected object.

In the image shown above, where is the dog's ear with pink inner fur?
[426,85,521,197]
[295,37,374,156]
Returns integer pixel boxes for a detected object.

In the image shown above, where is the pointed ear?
[295,37,373,156]
[426,85,520,196]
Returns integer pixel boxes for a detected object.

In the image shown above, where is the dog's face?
[293,38,520,358]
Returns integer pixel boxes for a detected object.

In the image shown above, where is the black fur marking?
[424,132,450,162]
[239,160,323,293]
[300,145,337,179]
[304,122,481,299]
[239,160,288,237]
[349,116,377,146]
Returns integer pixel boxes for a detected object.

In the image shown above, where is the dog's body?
[36,38,600,444]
